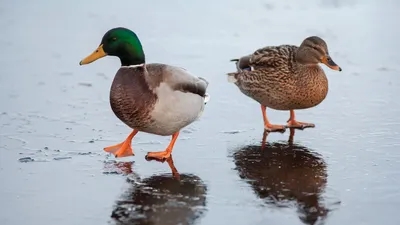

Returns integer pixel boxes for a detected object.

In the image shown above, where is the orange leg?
[145,132,179,160]
[286,110,315,129]
[104,130,139,158]
[261,105,286,132]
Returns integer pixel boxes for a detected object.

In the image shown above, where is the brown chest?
[109,69,157,129]
[290,71,329,109]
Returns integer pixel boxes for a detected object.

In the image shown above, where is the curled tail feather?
[204,93,210,104]
[197,93,210,120]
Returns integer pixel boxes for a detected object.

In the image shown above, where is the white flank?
[148,83,204,135]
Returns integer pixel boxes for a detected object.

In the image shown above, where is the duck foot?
[286,120,315,130]
[261,105,286,133]
[286,110,315,130]
[145,131,179,161]
[264,124,286,133]
[145,150,171,161]
[104,130,138,158]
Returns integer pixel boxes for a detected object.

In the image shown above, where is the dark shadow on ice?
[233,129,330,225]
[106,156,208,225]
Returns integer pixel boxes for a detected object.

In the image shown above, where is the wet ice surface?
[1,0,400,224]
[110,161,207,225]
[233,130,330,224]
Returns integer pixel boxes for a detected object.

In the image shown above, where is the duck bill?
[79,44,107,65]
[322,56,342,71]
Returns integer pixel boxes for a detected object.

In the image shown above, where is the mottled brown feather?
[229,40,330,111]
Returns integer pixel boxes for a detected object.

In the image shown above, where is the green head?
[79,27,145,66]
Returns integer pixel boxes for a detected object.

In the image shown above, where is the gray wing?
[146,64,208,97]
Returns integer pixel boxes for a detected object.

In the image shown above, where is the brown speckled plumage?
[229,36,336,111]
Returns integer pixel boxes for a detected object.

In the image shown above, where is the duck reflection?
[233,129,328,225]
[107,156,207,225]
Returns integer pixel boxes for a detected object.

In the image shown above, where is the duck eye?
[111,37,117,42]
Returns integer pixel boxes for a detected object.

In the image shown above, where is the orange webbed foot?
[145,132,179,161]
[104,142,123,154]
[104,130,138,158]
[264,123,286,133]
[104,141,134,158]
[286,110,315,130]
[145,150,171,161]
[261,105,286,133]
[286,120,315,130]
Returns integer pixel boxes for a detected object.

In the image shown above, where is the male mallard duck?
[228,36,341,132]
[79,27,209,160]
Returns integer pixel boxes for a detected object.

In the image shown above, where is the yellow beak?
[79,44,107,65]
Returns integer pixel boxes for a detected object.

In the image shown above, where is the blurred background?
[1,0,400,224]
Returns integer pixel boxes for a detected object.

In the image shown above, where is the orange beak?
[322,56,342,71]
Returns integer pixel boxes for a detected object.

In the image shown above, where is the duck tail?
[197,93,210,120]
[204,93,210,105]
[230,58,239,62]
[227,72,238,83]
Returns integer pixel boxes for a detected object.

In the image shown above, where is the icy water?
[1,0,400,224]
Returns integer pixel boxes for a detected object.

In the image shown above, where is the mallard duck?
[79,27,209,160]
[228,36,341,132]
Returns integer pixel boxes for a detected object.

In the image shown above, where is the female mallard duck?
[79,27,209,160]
[228,36,341,132]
